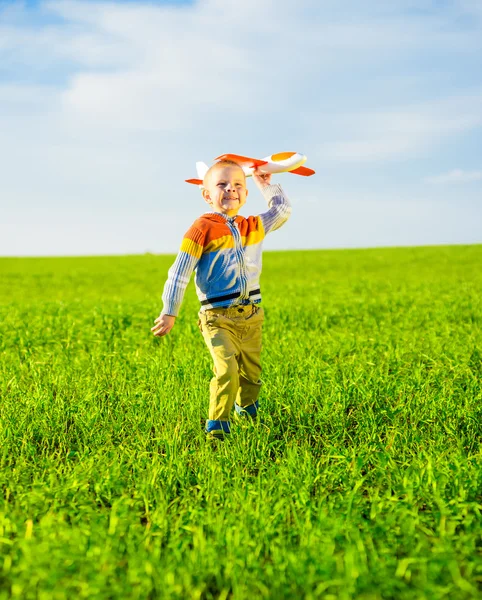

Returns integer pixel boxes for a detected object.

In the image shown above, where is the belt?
[200,288,261,306]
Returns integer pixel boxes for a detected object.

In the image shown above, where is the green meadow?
[1,245,481,600]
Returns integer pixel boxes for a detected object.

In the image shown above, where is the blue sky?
[1,0,481,256]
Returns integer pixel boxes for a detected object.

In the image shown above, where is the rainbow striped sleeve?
[259,184,292,234]
[161,225,204,316]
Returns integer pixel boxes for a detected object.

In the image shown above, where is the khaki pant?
[198,304,264,422]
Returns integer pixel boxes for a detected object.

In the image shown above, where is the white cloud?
[425,169,482,184]
[314,95,482,163]
[2,0,482,135]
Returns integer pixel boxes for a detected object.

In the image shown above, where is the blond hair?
[203,160,246,188]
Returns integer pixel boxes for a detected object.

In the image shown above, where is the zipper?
[228,219,248,299]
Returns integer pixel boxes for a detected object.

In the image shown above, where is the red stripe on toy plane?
[289,166,315,176]
[215,154,268,168]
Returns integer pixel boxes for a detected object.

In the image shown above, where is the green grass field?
[1,245,481,599]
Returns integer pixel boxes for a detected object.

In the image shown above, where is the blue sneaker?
[205,419,230,440]
[234,400,259,419]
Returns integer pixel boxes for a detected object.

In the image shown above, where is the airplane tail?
[196,161,209,181]
[185,161,209,186]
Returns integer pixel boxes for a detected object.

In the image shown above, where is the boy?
[151,160,291,439]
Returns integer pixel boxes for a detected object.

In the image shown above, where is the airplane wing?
[215,153,268,168]
[289,166,315,176]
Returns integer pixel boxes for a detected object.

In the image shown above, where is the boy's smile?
[202,163,248,217]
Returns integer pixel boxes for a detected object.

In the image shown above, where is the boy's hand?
[151,314,176,337]
[252,168,272,189]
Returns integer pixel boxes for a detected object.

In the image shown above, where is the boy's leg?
[199,310,240,434]
[236,306,264,417]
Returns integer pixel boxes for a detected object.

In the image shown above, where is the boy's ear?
[202,188,211,203]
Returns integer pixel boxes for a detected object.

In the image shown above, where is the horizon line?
[1,241,481,260]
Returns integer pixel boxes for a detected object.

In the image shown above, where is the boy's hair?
[203,160,245,187]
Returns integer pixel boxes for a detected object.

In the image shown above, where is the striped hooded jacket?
[161,183,291,316]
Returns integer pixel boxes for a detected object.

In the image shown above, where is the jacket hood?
[201,212,243,225]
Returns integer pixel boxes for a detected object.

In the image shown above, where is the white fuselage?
[244,153,307,175]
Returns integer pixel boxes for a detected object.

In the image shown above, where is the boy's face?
[202,164,248,217]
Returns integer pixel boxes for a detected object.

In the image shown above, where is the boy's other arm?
[252,168,292,234]
[151,225,204,337]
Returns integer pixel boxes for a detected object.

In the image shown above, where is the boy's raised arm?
[252,169,292,234]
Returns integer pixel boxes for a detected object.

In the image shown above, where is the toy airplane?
[185,152,315,186]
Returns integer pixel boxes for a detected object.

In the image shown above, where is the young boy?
[151,160,291,439]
